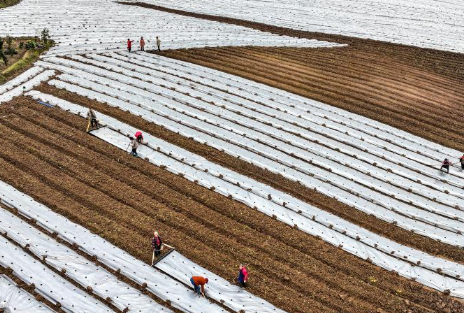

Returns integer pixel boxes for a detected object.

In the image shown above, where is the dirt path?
[0,96,462,312]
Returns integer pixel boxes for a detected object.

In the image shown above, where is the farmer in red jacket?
[140,37,145,51]
[460,154,464,170]
[190,276,208,296]
[127,39,134,52]
[151,231,163,258]
[440,158,453,173]
[237,264,248,287]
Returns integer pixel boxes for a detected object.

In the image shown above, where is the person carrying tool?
[190,276,208,297]
[140,37,145,51]
[86,108,98,131]
[460,154,464,170]
[440,158,453,173]
[156,36,161,52]
[237,264,248,288]
[127,39,134,52]
[151,231,163,260]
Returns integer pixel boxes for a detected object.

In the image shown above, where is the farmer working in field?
[151,231,163,260]
[190,276,208,297]
[237,264,248,288]
[86,108,98,131]
[127,38,134,52]
[460,154,464,170]
[156,36,161,52]
[135,131,144,143]
[140,37,145,51]
[440,158,453,173]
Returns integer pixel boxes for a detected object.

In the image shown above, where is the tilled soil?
[35,84,464,266]
[162,46,464,152]
[127,2,464,152]
[1,96,463,313]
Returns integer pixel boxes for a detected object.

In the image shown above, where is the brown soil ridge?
[161,46,464,152]
[121,1,464,82]
[0,96,461,312]
[35,84,464,265]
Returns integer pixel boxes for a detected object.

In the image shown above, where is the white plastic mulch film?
[156,251,286,313]
[32,53,464,250]
[24,91,464,299]
[135,0,464,53]
[0,0,343,57]
[0,275,55,313]
[0,208,171,313]
[0,70,55,104]
[0,237,114,313]
[0,179,227,313]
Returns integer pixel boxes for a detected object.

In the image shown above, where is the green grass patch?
[0,41,53,85]
[0,0,21,9]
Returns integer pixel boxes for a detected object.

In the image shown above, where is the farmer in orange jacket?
[190,276,208,297]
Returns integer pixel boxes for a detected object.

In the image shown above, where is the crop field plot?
[1,0,464,313]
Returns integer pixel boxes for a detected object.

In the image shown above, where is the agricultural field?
[1,1,464,313]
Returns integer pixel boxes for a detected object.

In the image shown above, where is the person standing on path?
[460,154,464,170]
[237,264,248,288]
[156,36,161,52]
[127,39,134,52]
[151,231,163,260]
[440,158,453,173]
[140,37,145,51]
[190,276,208,297]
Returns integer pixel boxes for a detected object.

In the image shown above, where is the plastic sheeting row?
[0,0,344,57]
[135,0,464,53]
[115,51,463,170]
[0,236,114,313]
[39,59,464,247]
[0,207,170,313]
[0,275,55,313]
[24,91,464,298]
[0,176,229,313]
[0,69,54,104]
[156,251,285,313]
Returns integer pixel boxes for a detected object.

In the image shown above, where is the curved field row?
[0,97,461,313]
[35,53,464,249]
[162,46,464,152]
[35,83,464,265]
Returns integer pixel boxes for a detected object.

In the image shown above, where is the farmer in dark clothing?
[190,276,208,297]
[460,155,464,170]
[237,264,248,287]
[87,108,98,129]
[441,158,453,173]
[127,39,134,52]
[152,231,163,258]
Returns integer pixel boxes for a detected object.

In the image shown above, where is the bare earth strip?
[0,96,462,313]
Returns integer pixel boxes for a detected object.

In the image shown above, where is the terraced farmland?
[1,0,464,312]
